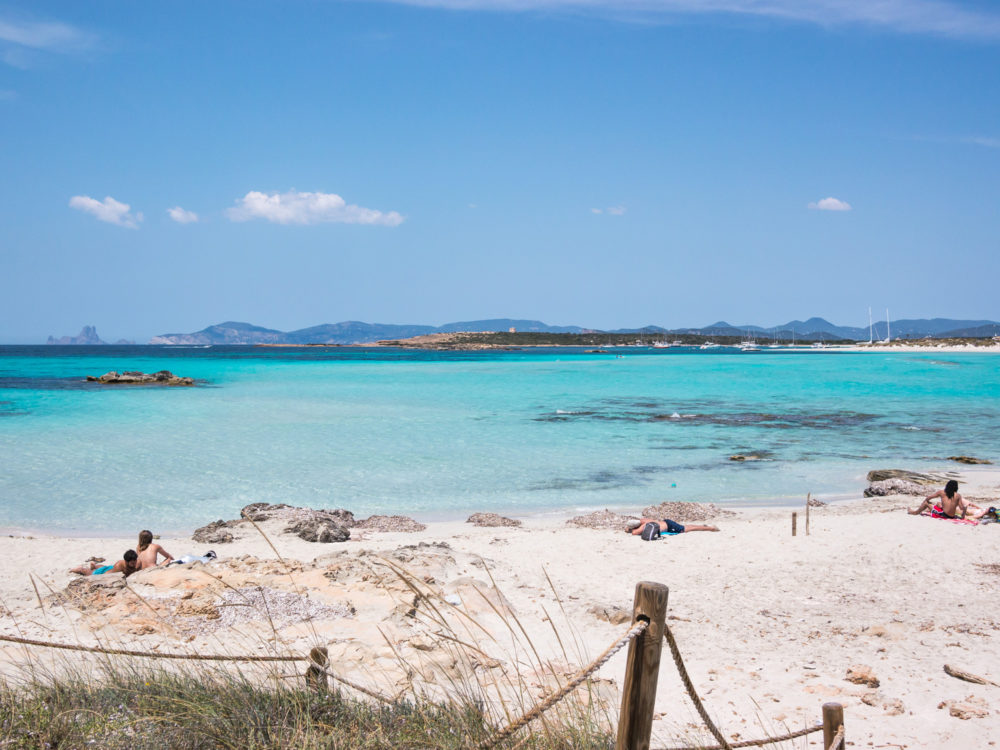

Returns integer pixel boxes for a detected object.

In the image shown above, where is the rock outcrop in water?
[947,456,992,465]
[86,370,194,386]
[48,326,135,345]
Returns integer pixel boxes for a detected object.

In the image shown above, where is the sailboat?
[882,308,891,344]
[738,329,760,351]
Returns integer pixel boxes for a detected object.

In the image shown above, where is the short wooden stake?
[822,702,844,749]
[616,581,669,750]
[791,512,797,537]
[306,646,329,693]
[805,493,811,536]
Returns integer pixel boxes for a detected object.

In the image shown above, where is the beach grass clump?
[0,659,614,749]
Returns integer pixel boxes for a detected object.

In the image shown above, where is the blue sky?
[1,1,998,343]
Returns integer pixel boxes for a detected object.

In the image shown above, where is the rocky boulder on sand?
[566,509,637,530]
[240,503,356,527]
[866,469,941,484]
[864,478,927,497]
[641,501,736,523]
[467,513,521,528]
[355,515,427,532]
[86,370,195,386]
[191,520,236,544]
[285,518,350,543]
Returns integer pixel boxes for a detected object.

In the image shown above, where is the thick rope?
[657,723,822,750]
[313,664,395,705]
[0,633,301,662]
[476,619,648,750]
[663,624,733,750]
[826,725,844,750]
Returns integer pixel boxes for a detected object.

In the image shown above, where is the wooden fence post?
[822,702,844,749]
[306,646,329,693]
[792,512,797,537]
[805,493,811,536]
[616,581,669,750]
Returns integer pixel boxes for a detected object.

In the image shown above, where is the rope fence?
[476,619,648,750]
[1,580,849,750]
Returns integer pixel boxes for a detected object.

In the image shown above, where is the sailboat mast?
[868,307,873,345]
[886,308,890,342]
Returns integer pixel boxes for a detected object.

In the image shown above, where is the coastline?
[3,467,998,747]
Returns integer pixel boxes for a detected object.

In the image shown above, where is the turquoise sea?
[1,345,997,535]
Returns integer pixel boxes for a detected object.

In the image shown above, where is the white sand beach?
[2,469,998,749]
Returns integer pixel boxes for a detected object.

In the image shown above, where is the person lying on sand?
[626,518,719,539]
[908,480,985,520]
[136,529,174,569]
[69,549,138,577]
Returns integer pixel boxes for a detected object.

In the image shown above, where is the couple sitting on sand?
[908,480,989,521]
[626,518,719,540]
[70,530,214,577]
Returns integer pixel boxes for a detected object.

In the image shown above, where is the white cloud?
[69,195,143,228]
[374,1,1000,39]
[808,197,852,211]
[226,190,404,226]
[167,206,199,224]
[590,207,603,214]
[592,205,626,215]
[0,16,96,67]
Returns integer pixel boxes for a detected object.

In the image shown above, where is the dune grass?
[0,658,615,749]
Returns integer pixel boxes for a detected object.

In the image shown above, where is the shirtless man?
[627,518,719,537]
[70,549,139,577]
[908,480,984,520]
[136,529,174,569]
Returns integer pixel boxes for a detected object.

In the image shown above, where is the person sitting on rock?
[136,529,174,569]
[626,518,719,539]
[70,549,138,577]
[908,480,985,520]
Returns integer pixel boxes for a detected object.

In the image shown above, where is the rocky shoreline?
[86,370,195,386]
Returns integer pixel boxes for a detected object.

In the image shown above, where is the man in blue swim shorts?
[627,518,720,540]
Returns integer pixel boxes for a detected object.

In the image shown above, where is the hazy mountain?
[283,322,437,344]
[47,326,134,345]
[145,317,1000,345]
[436,319,585,334]
[148,321,285,345]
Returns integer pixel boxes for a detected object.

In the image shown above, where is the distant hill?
[47,326,134,345]
[149,319,585,345]
[142,316,1000,345]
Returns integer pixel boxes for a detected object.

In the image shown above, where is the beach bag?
[640,522,660,541]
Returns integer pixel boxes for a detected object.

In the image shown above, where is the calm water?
[1,345,997,534]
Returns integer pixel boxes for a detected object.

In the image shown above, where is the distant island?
[44,317,1000,346]
[46,326,135,346]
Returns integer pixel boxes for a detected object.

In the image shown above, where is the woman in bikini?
[135,529,174,569]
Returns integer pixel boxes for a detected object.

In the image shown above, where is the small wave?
[902,426,921,431]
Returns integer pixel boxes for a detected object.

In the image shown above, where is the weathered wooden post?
[822,702,844,749]
[616,581,669,750]
[792,512,797,537]
[805,493,811,536]
[306,645,329,693]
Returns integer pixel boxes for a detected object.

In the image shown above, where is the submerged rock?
[947,455,992,465]
[86,370,195,386]
[467,512,521,528]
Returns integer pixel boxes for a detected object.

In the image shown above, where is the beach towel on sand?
[929,506,979,526]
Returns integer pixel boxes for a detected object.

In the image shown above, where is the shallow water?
[1,345,997,534]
